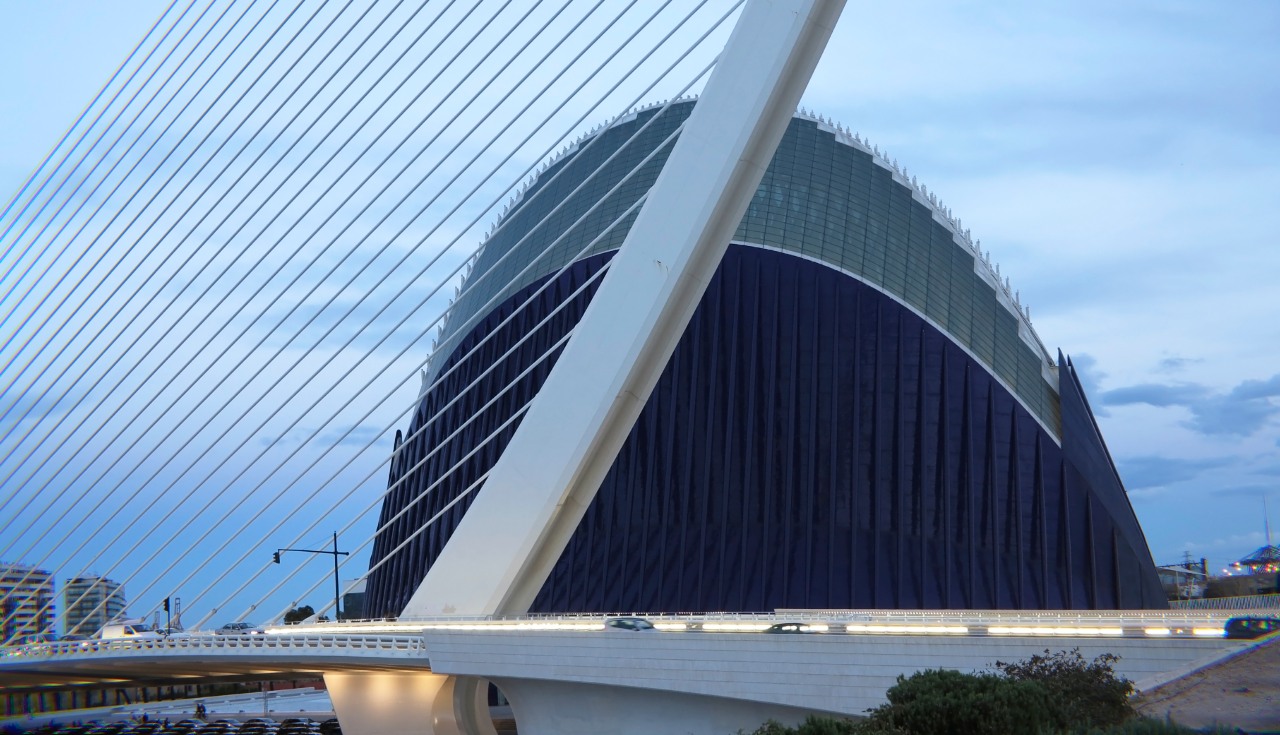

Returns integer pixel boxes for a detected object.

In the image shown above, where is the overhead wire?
[0,0,197,299]
[0,0,530,611]
[0,0,476,553]
[0,0,737,635]
[0,0,396,576]
[64,0,732,637]
[0,0,188,286]
[0,0,305,520]
[141,8,731,629]
[0,0,280,397]
[0,0,608,629]
[219,84,701,624]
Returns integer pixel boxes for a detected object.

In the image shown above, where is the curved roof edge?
[441,97,1059,394]
[790,107,1056,385]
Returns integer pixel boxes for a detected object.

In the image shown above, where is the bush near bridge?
[743,649,1236,735]
[284,605,315,624]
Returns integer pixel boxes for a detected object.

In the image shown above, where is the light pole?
[273,532,349,620]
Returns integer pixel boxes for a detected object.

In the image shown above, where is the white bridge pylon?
[404,0,847,618]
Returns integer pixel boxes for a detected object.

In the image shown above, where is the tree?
[744,715,860,735]
[283,605,315,624]
[856,668,1059,735]
[995,649,1134,729]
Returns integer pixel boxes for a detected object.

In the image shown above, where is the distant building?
[63,575,126,637]
[1156,558,1207,601]
[0,562,55,642]
[340,579,366,621]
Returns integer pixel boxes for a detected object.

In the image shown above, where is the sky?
[0,0,1277,626]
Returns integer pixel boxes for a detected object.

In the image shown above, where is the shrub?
[857,668,1060,735]
[1068,716,1236,734]
[995,649,1134,728]
[743,716,860,735]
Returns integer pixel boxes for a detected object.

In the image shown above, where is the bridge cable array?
[0,0,743,640]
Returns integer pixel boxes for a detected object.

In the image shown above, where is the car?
[1224,616,1280,639]
[215,621,265,635]
[763,622,818,634]
[98,620,162,640]
[605,617,656,632]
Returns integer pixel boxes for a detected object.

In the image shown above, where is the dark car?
[605,617,656,632]
[764,622,821,634]
[1224,616,1280,639]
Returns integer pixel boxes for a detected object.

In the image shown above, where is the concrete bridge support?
[323,671,496,735]
[492,678,824,735]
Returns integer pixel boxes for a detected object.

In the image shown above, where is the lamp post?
[273,533,349,620]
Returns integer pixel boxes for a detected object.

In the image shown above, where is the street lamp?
[273,532,349,620]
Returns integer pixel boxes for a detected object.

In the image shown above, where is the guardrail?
[0,633,427,660]
[1168,594,1280,610]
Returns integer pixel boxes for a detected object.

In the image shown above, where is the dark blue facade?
[366,245,1164,614]
[365,104,1164,614]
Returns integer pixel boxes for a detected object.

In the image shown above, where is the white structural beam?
[403,0,846,617]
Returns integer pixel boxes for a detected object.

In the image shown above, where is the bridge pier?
[492,678,820,735]
[324,671,496,735]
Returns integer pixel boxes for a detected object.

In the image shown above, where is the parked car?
[605,617,656,632]
[215,621,265,635]
[1224,616,1280,639]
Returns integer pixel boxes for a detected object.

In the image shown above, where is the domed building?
[365,100,1165,615]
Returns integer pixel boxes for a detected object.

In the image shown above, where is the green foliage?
[743,716,860,735]
[283,605,315,624]
[743,720,792,735]
[995,649,1134,729]
[742,649,1197,735]
[1067,716,1235,734]
[794,716,861,735]
[856,668,1060,735]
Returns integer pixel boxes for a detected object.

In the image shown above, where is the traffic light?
[163,597,170,613]
[273,551,281,564]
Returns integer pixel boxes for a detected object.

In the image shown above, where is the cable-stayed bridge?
[1,0,752,637]
[0,1,1255,734]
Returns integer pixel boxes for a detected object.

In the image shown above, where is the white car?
[216,621,265,635]
[99,620,161,640]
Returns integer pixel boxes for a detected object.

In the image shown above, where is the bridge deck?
[0,612,1242,691]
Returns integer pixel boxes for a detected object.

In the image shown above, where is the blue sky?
[0,0,1277,624]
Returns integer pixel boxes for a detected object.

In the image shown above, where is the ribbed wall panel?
[365,247,1165,615]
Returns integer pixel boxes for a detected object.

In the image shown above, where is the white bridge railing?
[2,633,427,660]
